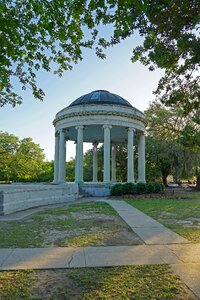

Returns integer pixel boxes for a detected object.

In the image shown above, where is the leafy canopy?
[0,131,46,181]
[145,103,200,186]
[0,0,199,112]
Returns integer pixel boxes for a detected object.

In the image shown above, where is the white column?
[75,125,84,183]
[111,144,116,182]
[92,142,98,182]
[127,128,135,182]
[103,125,112,183]
[74,141,77,182]
[53,132,59,183]
[138,132,146,182]
[58,129,66,183]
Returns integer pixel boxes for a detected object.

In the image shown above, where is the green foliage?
[146,182,164,193]
[66,158,75,182]
[145,103,200,186]
[110,182,164,196]
[136,182,147,194]
[145,102,200,151]
[110,183,124,196]
[36,161,54,182]
[1,1,199,113]
[0,131,46,182]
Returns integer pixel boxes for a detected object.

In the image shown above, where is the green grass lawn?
[0,202,138,248]
[0,265,196,299]
[127,192,200,243]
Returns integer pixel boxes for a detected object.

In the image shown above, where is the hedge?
[110,182,164,196]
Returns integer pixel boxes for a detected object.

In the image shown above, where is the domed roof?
[68,90,133,108]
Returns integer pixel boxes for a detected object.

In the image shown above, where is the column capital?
[92,142,99,147]
[75,125,84,130]
[103,125,112,129]
[59,128,66,134]
[139,131,146,136]
[128,127,135,132]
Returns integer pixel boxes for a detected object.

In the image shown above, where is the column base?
[52,180,59,185]
[57,181,66,185]
[137,179,146,183]
[75,180,84,185]
[103,181,111,186]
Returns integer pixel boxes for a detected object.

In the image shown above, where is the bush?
[154,182,164,192]
[146,182,157,193]
[136,182,147,194]
[110,182,164,196]
[122,182,138,194]
[110,183,124,196]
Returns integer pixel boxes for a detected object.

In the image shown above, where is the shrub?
[146,182,157,193]
[154,182,164,192]
[136,182,147,194]
[110,182,164,196]
[122,182,137,194]
[110,183,124,196]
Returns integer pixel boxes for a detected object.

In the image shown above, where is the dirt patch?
[32,210,143,247]
[122,191,176,199]
[30,270,82,300]
[159,213,200,228]
[71,211,115,221]
[104,228,142,245]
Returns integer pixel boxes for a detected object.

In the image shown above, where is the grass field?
[0,265,196,299]
[127,192,200,243]
[0,202,141,248]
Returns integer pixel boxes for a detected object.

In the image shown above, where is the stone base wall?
[80,183,111,197]
[0,184,79,215]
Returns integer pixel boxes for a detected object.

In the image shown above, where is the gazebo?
[53,90,146,186]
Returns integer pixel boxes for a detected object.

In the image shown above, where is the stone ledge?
[0,184,79,215]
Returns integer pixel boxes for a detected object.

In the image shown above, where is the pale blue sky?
[0,35,164,161]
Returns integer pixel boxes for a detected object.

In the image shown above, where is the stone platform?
[0,183,79,215]
[79,182,111,197]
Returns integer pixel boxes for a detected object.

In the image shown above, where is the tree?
[0,131,45,182]
[0,131,19,181]
[1,1,199,112]
[35,161,54,182]
[145,103,200,188]
[146,136,198,186]
[145,102,200,149]
[66,158,75,182]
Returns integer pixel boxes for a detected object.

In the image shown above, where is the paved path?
[101,200,190,245]
[0,245,200,298]
[0,199,200,298]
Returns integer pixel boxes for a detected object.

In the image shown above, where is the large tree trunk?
[162,175,168,187]
[196,174,200,190]
[161,167,170,187]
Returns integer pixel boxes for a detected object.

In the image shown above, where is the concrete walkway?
[0,199,200,298]
[101,200,190,245]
